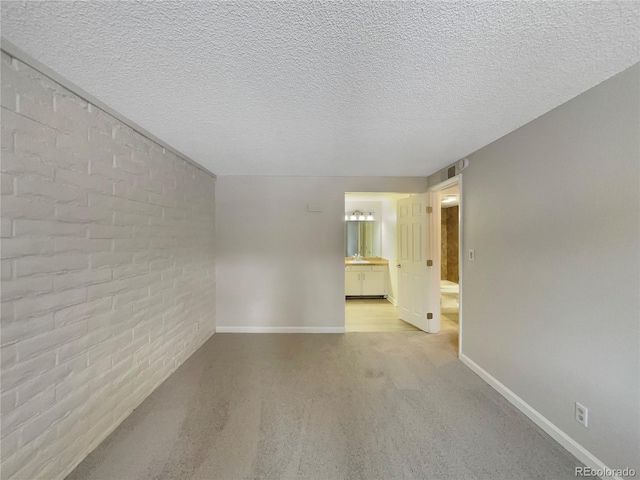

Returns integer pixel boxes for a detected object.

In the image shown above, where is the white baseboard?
[459,353,621,480]
[215,326,346,334]
[387,295,397,306]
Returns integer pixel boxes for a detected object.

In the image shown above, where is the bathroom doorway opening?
[343,192,419,332]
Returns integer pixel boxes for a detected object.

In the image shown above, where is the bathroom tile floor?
[345,298,419,332]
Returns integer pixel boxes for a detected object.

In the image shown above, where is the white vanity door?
[362,270,386,296]
[345,269,362,296]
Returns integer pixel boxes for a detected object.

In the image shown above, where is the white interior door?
[396,193,440,333]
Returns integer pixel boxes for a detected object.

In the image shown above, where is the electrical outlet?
[468,249,475,262]
[575,402,588,427]
[195,322,200,332]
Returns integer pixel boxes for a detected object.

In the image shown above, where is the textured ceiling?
[2,1,639,176]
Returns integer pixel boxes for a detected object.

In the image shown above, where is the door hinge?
[426,206,433,214]
[426,313,433,320]
[426,260,433,266]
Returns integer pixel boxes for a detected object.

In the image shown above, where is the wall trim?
[216,326,346,334]
[387,295,397,306]
[0,36,216,179]
[459,353,622,480]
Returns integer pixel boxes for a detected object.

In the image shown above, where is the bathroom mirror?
[345,221,381,257]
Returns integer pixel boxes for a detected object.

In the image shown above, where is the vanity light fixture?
[442,195,457,204]
[345,210,375,221]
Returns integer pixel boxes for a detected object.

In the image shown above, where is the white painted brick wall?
[0,52,216,480]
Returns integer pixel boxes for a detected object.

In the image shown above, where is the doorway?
[344,193,419,332]
[431,177,462,353]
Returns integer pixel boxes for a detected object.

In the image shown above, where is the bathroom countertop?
[344,257,389,266]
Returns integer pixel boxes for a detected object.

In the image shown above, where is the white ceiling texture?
[2,1,638,176]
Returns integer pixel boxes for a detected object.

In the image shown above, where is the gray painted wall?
[0,53,216,480]
[460,63,639,471]
[215,176,426,330]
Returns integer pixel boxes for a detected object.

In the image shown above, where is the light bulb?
[366,213,374,221]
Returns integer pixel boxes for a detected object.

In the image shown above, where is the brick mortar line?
[1,105,60,132]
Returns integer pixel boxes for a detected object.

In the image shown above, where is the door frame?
[343,191,421,332]
[428,174,463,357]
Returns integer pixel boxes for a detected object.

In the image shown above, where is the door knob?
[396,263,401,268]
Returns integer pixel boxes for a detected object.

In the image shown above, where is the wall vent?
[440,165,457,181]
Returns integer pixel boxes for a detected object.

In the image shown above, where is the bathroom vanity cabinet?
[345,265,387,297]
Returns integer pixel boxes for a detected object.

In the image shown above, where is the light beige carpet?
[67,332,582,480]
